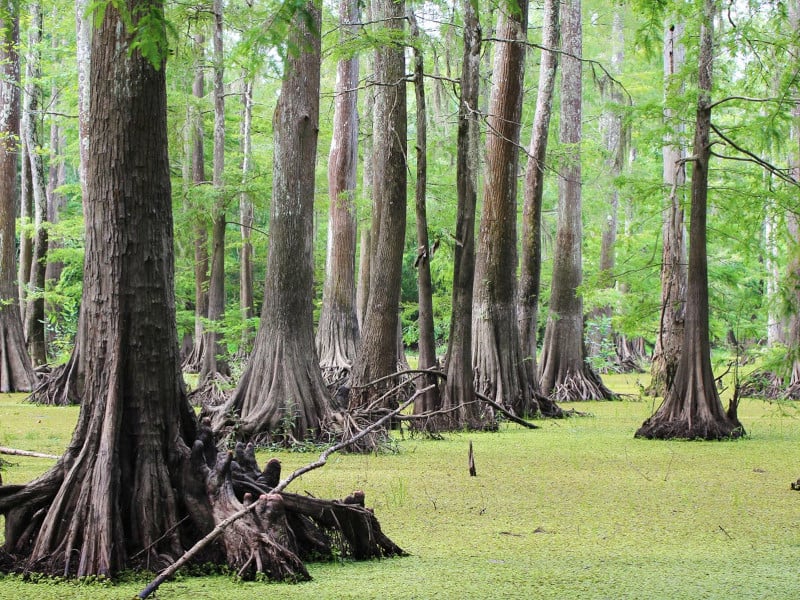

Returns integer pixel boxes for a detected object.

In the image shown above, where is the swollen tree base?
[0,420,404,583]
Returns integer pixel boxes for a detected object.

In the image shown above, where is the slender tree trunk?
[472,0,536,416]
[649,19,688,397]
[239,77,255,351]
[539,0,613,402]
[316,0,360,378]
[783,0,800,396]
[0,6,35,392]
[349,0,407,408]
[587,7,625,371]
[17,132,32,318]
[183,33,210,373]
[518,0,558,393]
[637,0,743,439]
[200,0,230,380]
[408,10,440,416]
[216,1,330,441]
[22,2,48,366]
[441,0,485,429]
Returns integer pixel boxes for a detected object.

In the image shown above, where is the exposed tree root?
[188,371,234,408]
[738,370,784,399]
[635,418,745,440]
[27,349,80,405]
[549,371,616,403]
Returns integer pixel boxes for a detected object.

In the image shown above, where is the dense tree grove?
[2,0,800,582]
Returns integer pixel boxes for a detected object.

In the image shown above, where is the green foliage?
[3,387,800,598]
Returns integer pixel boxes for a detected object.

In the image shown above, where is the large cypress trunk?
[440,0,486,429]
[538,0,613,402]
[0,1,199,573]
[471,0,535,416]
[636,0,743,440]
[214,1,330,441]
[316,0,360,379]
[649,19,687,397]
[348,0,407,407]
[0,7,35,392]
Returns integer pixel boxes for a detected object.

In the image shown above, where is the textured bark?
[637,0,743,440]
[22,2,48,366]
[472,0,536,416]
[200,1,230,380]
[409,11,440,416]
[518,0,558,389]
[1,6,402,582]
[539,0,613,402]
[316,0,360,377]
[215,3,330,441]
[649,20,688,397]
[0,7,35,392]
[0,2,199,574]
[440,0,485,429]
[349,0,407,408]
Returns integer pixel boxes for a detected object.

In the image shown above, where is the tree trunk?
[0,1,200,573]
[239,77,255,351]
[440,0,485,429]
[316,0,360,379]
[349,0,407,408]
[0,7,35,392]
[1,3,402,582]
[472,0,536,416]
[539,0,614,402]
[587,8,625,372]
[783,0,800,397]
[649,19,688,397]
[22,2,48,367]
[636,0,743,440]
[183,33,209,373]
[215,2,330,442]
[409,10,440,417]
[518,0,558,397]
[200,1,230,380]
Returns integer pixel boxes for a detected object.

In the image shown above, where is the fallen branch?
[474,391,539,429]
[138,385,433,599]
[0,446,59,460]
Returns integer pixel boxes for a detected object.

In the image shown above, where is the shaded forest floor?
[1,373,800,599]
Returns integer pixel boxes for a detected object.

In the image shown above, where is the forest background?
[3,0,800,412]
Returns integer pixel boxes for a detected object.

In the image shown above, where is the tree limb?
[0,446,59,460]
[138,385,433,599]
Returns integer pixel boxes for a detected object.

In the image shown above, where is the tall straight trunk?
[216,1,329,440]
[783,0,800,395]
[44,117,67,350]
[472,0,535,416]
[17,135,32,316]
[649,20,688,396]
[518,0,559,389]
[349,0,407,407]
[239,77,254,326]
[539,0,613,401]
[183,33,210,371]
[587,8,625,368]
[200,0,229,379]
[441,0,484,428]
[75,0,90,197]
[0,6,35,391]
[637,0,743,440]
[22,2,48,366]
[356,10,375,333]
[409,10,440,416]
[317,0,360,376]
